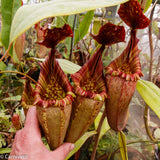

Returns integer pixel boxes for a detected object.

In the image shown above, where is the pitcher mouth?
[71,45,107,101]
[34,92,74,108]
[34,51,75,108]
[105,33,143,81]
[71,69,107,101]
[105,61,143,81]
[72,82,107,101]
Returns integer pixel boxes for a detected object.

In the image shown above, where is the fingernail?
[70,144,75,150]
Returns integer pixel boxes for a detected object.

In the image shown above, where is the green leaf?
[136,79,160,119]
[58,59,81,74]
[13,32,25,62]
[152,21,159,36]
[10,0,128,44]
[0,148,11,154]
[0,134,6,148]
[54,16,66,27]
[93,19,101,35]
[94,112,110,139]
[0,61,6,71]
[74,10,94,45]
[32,57,81,74]
[143,0,152,12]
[66,15,75,27]
[154,128,160,139]
[5,63,17,72]
[65,130,97,160]
[118,131,128,160]
[1,0,22,49]
[64,15,75,57]
[1,95,21,102]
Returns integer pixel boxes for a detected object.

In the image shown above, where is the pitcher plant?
[22,24,74,150]
[105,0,150,131]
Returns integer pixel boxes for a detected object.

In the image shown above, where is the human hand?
[9,106,74,160]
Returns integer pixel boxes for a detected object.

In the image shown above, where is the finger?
[24,106,41,138]
[9,130,22,155]
[51,143,75,160]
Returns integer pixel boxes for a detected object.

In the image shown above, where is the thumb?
[51,143,75,160]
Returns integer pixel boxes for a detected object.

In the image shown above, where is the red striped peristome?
[105,29,143,131]
[34,50,75,150]
[118,0,150,30]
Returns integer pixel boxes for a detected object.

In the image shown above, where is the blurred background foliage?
[0,0,160,159]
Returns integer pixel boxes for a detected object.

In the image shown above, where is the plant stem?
[144,2,157,141]
[0,131,10,136]
[113,139,158,156]
[144,105,157,141]
[127,140,158,145]
[91,108,106,160]
[156,56,160,74]
[0,44,12,63]
[69,14,77,62]
[0,71,37,84]
[148,7,155,82]
[153,56,160,83]
[146,0,158,17]
[98,139,158,160]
